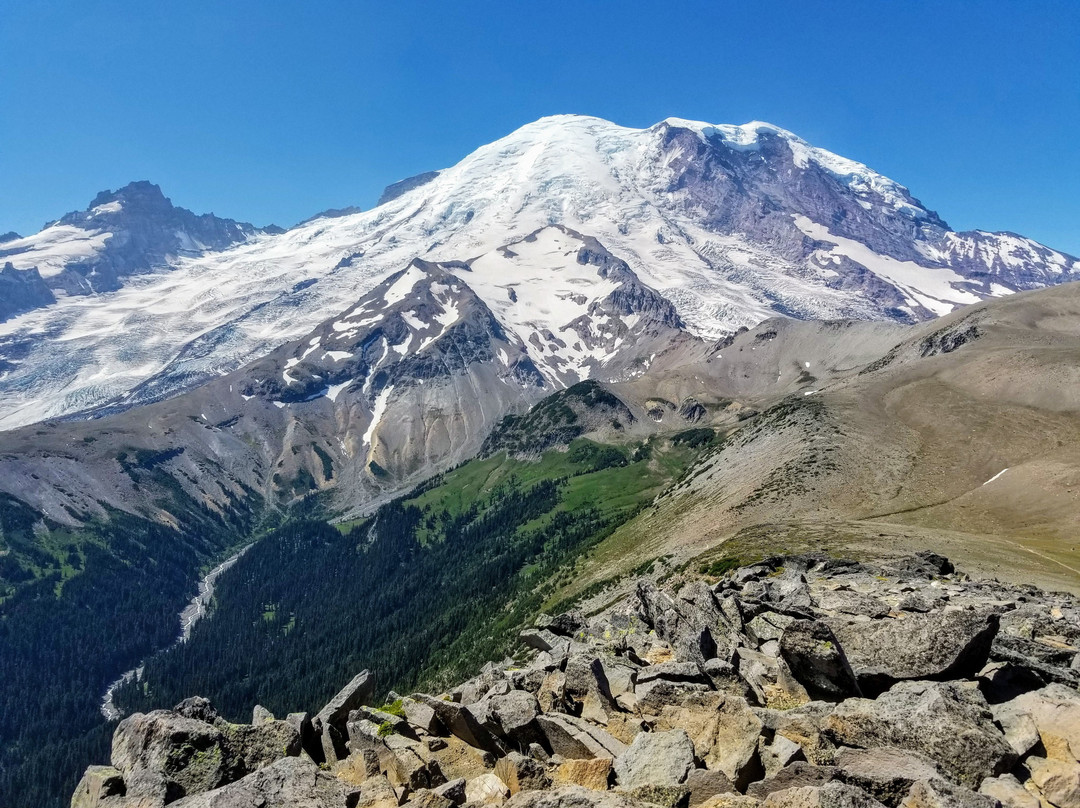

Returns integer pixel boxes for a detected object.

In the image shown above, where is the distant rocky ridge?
[73,552,1080,808]
[0,181,273,320]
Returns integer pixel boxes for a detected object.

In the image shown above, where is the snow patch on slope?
[793,215,982,316]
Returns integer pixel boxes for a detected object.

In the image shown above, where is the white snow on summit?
[0,114,1074,430]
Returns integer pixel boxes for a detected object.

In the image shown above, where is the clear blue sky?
[2,0,1078,254]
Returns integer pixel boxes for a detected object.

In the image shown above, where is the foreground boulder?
[613,729,695,789]
[169,757,350,807]
[825,681,1015,787]
[778,620,861,701]
[829,611,999,694]
[109,703,301,805]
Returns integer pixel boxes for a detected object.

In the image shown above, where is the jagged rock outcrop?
[72,553,1080,808]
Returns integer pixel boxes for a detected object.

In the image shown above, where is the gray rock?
[535,714,627,760]
[494,752,551,794]
[760,781,886,808]
[286,713,320,763]
[684,768,736,806]
[813,590,890,620]
[636,580,738,667]
[71,765,127,808]
[435,778,468,805]
[111,710,230,803]
[762,570,814,616]
[759,734,805,778]
[825,681,1016,788]
[521,629,572,655]
[779,620,862,701]
[563,655,616,715]
[616,784,690,808]
[316,670,376,730]
[404,698,443,735]
[832,747,942,807]
[747,613,796,645]
[415,694,503,754]
[614,729,696,788]
[486,690,543,746]
[746,762,839,799]
[506,785,652,808]
[537,612,586,638]
[252,705,275,725]
[899,779,998,808]
[173,697,220,724]
[315,670,376,760]
[406,789,455,808]
[829,612,999,694]
[168,756,349,808]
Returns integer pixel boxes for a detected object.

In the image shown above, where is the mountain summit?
[0,115,1075,429]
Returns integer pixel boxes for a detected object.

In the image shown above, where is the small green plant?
[376,720,395,738]
[699,556,741,577]
[379,698,406,718]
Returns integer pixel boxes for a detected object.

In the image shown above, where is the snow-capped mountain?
[0,181,273,317]
[0,115,1076,431]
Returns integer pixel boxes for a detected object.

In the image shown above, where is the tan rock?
[537,671,566,714]
[1028,756,1080,808]
[697,798,761,808]
[655,693,725,759]
[1007,685,1080,763]
[702,697,764,790]
[644,647,676,665]
[333,749,381,787]
[354,773,402,808]
[418,735,490,782]
[978,774,1040,808]
[553,758,613,791]
[604,714,646,747]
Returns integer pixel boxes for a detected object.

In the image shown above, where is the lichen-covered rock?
[111,710,231,804]
[507,785,651,808]
[701,697,764,790]
[759,781,885,808]
[898,779,998,808]
[779,620,861,701]
[613,729,695,789]
[71,766,130,808]
[167,757,349,808]
[825,681,1015,788]
[829,611,999,694]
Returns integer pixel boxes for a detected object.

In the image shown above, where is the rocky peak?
[71,551,1080,808]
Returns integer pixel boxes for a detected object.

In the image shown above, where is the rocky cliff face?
[72,552,1080,808]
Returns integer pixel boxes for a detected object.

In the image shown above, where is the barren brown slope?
[570,281,1080,596]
